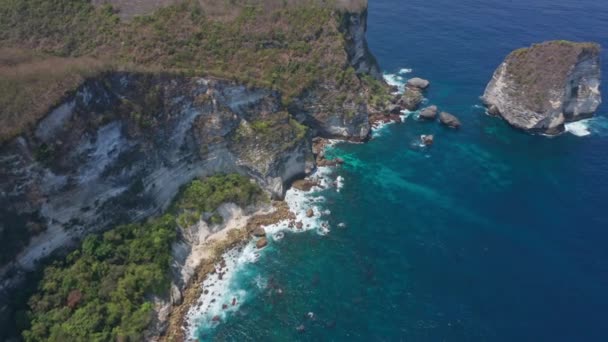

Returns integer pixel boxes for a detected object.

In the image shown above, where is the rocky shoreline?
[159,201,294,341]
[158,137,346,341]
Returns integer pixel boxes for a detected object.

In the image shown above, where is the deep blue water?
[198,0,608,340]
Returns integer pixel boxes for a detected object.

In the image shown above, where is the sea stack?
[482,40,601,135]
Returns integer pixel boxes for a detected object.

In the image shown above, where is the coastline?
[160,65,404,339]
[161,137,349,341]
[161,201,294,342]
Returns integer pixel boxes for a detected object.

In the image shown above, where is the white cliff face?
[0,73,313,285]
[563,53,602,121]
[482,41,602,135]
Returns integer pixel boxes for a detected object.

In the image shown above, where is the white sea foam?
[185,165,343,338]
[383,73,405,93]
[400,109,413,121]
[336,176,344,192]
[372,122,391,137]
[185,246,254,336]
[565,120,591,136]
[399,68,413,74]
[567,117,608,137]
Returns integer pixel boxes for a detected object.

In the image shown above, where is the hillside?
[0,0,388,340]
[0,0,378,143]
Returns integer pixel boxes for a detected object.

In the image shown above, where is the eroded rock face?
[0,73,314,278]
[482,41,602,135]
[342,9,383,80]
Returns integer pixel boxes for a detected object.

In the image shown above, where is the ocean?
[191,0,608,340]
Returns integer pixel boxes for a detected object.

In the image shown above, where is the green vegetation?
[233,111,308,153]
[174,173,265,227]
[0,0,365,143]
[361,73,392,109]
[23,216,176,341]
[21,173,264,341]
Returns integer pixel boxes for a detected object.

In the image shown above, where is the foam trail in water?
[565,120,591,136]
[399,68,413,74]
[565,117,608,137]
[185,246,254,335]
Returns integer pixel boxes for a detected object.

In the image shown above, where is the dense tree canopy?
[22,174,263,341]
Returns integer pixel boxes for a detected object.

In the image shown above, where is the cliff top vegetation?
[0,0,368,144]
[501,40,601,112]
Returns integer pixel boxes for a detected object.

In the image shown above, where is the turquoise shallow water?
[196,0,608,340]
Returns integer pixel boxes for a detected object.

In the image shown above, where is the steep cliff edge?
[0,0,386,335]
[0,74,310,274]
[482,41,602,134]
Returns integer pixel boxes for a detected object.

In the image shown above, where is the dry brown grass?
[0,49,109,143]
[0,0,369,143]
[93,0,367,19]
[505,40,601,112]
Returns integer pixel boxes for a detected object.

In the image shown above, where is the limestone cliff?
[0,74,313,303]
[0,1,384,333]
[482,41,602,134]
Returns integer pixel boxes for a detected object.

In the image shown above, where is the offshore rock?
[306,208,314,218]
[407,77,430,89]
[419,105,438,120]
[421,134,434,145]
[482,40,602,134]
[256,237,268,249]
[439,112,461,128]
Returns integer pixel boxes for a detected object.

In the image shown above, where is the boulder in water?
[439,112,461,128]
[421,134,434,145]
[256,237,268,249]
[407,77,430,89]
[419,105,438,120]
[306,208,314,217]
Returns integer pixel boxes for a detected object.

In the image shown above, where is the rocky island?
[482,40,602,134]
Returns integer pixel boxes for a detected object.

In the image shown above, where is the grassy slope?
[0,0,367,144]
